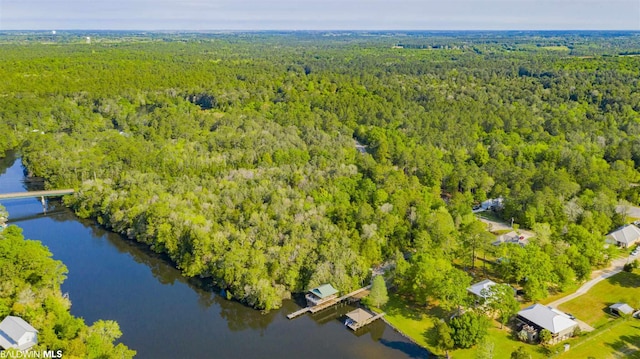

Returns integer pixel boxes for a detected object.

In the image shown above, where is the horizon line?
[2,29,640,33]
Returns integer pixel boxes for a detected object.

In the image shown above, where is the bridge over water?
[0,189,75,215]
[0,189,75,201]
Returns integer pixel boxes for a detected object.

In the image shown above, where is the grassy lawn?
[558,269,640,328]
[376,293,440,352]
[538,285,579,305]
[379,293,545,358]
[554,319,640,359]
[454,326,545,359]
[379,269,640,358]
[475,211,504,224]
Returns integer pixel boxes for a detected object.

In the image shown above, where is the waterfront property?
[288,285,371,319]
[516,304,578,343]
[605,224,640,248]
[306,284,339,307]
[344,308,385,331]
[0,316,38,351]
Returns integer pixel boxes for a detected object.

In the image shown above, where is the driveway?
[477,216,535,239]
[616,204,640,219]
[546,256,631,332]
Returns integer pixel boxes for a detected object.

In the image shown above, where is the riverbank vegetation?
[0,218,135,358]
[1,32,640,312]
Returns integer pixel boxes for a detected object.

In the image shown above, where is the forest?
[0,31,639,311]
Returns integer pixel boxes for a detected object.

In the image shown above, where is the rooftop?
[518,304,578,334]
[467,279,496,298]
[606,224,640,245]
[609,303,635,315]
[309,284,339,299]
[346,308,374,324]
[0,316,38,351]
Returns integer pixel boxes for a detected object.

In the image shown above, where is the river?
[0,154,429,359]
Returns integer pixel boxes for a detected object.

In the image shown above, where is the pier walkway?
[287,285,372,320]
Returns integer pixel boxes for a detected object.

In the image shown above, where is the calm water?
[0,154,429,359]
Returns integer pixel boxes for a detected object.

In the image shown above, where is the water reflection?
[1,154,431,359]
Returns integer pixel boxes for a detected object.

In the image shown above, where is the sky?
[0,0,639,31]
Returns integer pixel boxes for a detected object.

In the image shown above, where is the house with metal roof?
[606,224,640,248]
[516,304,578,343]
[0,316,38,351]
[306,284,339,307]
[467,279,497,299]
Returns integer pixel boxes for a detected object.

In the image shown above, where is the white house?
[517,304,578,343]
[0,316,38,351]
[467,279,497,299]
[606,224,640,248]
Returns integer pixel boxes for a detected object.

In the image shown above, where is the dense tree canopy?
[1,32,639,309]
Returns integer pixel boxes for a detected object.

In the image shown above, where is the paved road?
[616,204,640,219]
[546,256,631,332]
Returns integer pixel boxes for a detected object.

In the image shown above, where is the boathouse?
[344,308,385,331]
[306,284,339,307]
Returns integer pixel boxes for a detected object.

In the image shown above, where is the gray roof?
[467,279,496,298]
[346,308,374,323]
[606,224,640,246]
[0,316,38,350]
[309,284,339,299]
[610,303,635,315]
[518,304,578,334]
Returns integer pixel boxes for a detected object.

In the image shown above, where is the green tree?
[434,319,455,359]
[85,320,136,359]
[365,275,389,307]
[538,329,552,346]
[475,338,495,359]
[484,283,519,329]
[449,312,490,349]
[511,346,531,359]
[0,204,7,228]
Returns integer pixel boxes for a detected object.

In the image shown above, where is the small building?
[481,197,503,211]
[467,279,496,300]
[344,308,384,331]
[606,224,640,248]
[609,303,634,316]
[0,316,38,351]
[516,304,578,343]
[306,284,339,307]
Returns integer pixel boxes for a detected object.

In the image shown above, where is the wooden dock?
[287,284,372,320]
[286,307,311,319]
[346,312,385,331]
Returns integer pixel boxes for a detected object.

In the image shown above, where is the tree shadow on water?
[379,338,433,359]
